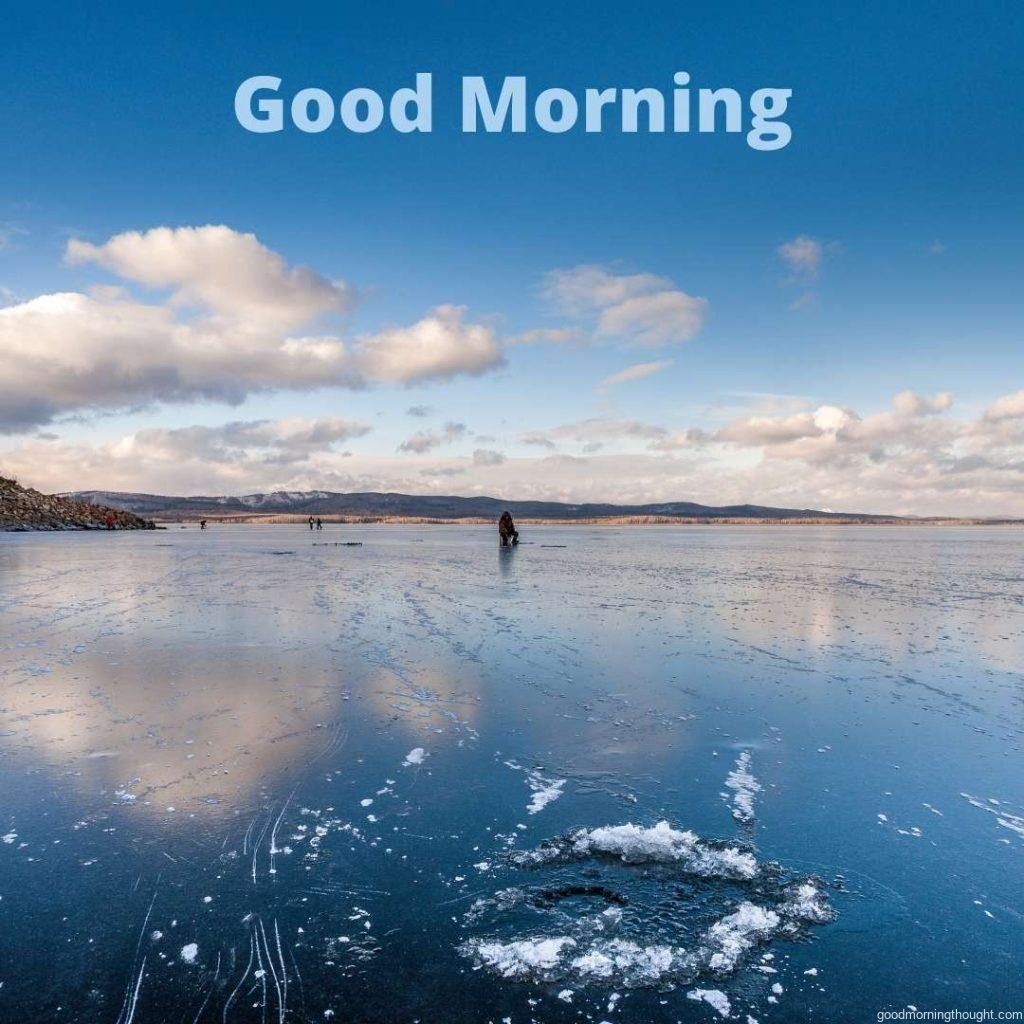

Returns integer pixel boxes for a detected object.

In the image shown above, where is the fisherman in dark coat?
[498,510,519,547]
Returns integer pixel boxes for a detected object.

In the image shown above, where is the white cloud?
[397,432,439,454]
[596,290,706,346]
[10,416,371,488]
[599,360,673,389]
[984,389,1024,422]
[0,288,360,430]
[358,305,503,384]
[777,235,826,277]
[67,225,352,330]
[542,265,672,314]
[542,264,707,348]
[521,417,669,450]
[7,388,1024,516]
[892,389,953,417]
[398,421,467,454]
[472,448,505,466]
[0,227,503,431]
[505,327,582,346]
[717,410,833,446]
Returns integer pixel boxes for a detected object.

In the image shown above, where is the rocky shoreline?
[1,476,155,531]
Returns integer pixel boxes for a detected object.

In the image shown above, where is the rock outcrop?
[0,476,155,531]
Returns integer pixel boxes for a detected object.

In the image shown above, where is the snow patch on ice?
[513,821,758,881]
[687,989,732,1018]
[462,879,834,988]
[570,941,677,983]
[526,772,565,815]
[724,751,760,824]
[472,936,576,977]
[402,748,426,766]
[179,943,198,964]
[705,903,780,972]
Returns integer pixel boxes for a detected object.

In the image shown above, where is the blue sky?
[0,1,1022,514]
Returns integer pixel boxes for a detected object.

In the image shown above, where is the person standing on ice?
[308,516,315,531]
[316,517,323,530]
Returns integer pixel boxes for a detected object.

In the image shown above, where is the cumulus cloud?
[542,265,672,314]
[406,405,435,417]
[776,236,839,309]
[7,387,1024,515]
[357,305,503,384]
[598,360,673,390]
[777,235,827,277]
[472,448,505,466]
[0,227,503,432]
[6,416,371,490]
[712,392,964,466]
[983,389,1024,422]
[892,389,953,417]
[716,407,851,446]
[542,264,707,348]
[595,292,706,347]
[67,225,353,330]
[0,288,358,431]
[125,417,370,464]
[398,421,467,454]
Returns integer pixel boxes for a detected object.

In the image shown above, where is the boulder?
[0,475,156,531]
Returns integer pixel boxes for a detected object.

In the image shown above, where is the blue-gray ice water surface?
[0,524,1022,1023]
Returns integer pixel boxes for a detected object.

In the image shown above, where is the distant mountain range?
[64,489,907,522]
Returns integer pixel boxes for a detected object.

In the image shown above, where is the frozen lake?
[1,524,1022,1022]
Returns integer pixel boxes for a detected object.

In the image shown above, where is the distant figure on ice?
[308,516,315,531]
[498,510,519,547]
[199,519,207,530]
[104,511,115,530]
[316,517,323,530]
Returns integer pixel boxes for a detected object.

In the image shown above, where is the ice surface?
[961,792,1024,838]
[2,524,1021,1021]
